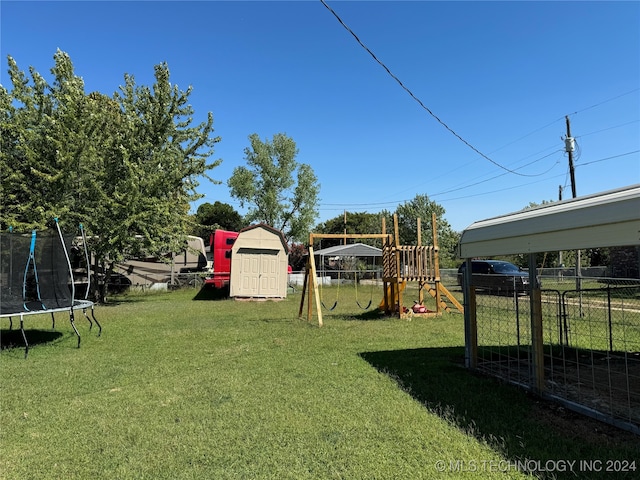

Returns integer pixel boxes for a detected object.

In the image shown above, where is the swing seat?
[356,299,372,310]
[321,300,338,311]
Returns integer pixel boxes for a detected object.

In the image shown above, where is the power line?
[567,88,640,117]
[492,91,640,153]
[440,150,639,201]
[318,150,638,209]
[318,174,562,211]
[488,118,565,155]
[319,0,536,177]
[494,90,640,157]
[320,147,564,207]
[437,174,566,203]
[437,146,563,193]
[576,150,639,168]
[576,119,640,138]
[431,150,564,197]
[320,0,640,204]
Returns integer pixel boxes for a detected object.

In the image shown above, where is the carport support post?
[463,258,477,369]
[529,253,545,393]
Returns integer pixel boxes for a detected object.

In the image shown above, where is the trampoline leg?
[69,310,81,348]
[51,312,56,330]
[91,307,102,337]
[82,308,93,330]
[9,316,13,330]
[20,315,29,359]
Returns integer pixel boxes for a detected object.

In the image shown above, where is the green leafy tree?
[509,200,560,268]
[312,200,458,267]
[192,201,244,243]
[523,199,555,210]
[391,195,460,268]
[314,211,386,248]
[1,54,63,229]
[228,133,319,243]
[288,243,308,272]
[1,51,222,300]
[105,61,221,254]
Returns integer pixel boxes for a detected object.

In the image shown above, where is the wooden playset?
[298,213,463,326]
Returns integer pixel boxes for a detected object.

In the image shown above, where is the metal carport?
[457,184,640,433]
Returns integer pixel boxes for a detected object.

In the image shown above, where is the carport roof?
[458,184,640,258]
[313,243,382,258]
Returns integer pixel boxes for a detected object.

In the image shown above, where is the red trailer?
[203,229,239,288]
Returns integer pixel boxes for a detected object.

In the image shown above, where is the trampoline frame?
[1,219,101,357]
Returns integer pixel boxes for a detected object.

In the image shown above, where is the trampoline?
[1,218,100,357]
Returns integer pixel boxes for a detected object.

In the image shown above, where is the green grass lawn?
[1,286,638,479]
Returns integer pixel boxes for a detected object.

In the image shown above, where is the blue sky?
[2,0,639,232]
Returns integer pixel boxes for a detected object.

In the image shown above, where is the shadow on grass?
[344,308,389,321]
[359,346,640,479]
[1,328,63,351]
[192,285,230,301]
[313,305,388,322]
[99,295,149,306]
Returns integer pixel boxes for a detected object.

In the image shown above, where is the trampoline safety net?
[1,229,75,315]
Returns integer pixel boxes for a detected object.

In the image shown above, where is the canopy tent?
[313,243,382,258]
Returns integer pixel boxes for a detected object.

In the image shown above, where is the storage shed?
[230,224,289,299]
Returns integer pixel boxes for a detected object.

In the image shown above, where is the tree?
[1,51,222,300]
[314,211,386,248]
[392,195,460,268]
[192,201,244,243]
[1,54,65,229]
[312,199,459,266]
[523,199,555,210]
[227,133,319,243]
[288,243,308,272]
[512,200,560,268]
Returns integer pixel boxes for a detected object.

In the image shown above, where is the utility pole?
[565,115,577,198]
[558,185,563,274]
[564,116,582,307]
[343,210,347,246]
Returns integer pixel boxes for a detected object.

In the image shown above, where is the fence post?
[529,253,545,393]
[463,258,477,369]
[607,285,613,353]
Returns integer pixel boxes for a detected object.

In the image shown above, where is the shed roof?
[238,223,288,251]
[314,243,382,258]
[458,184,640,258]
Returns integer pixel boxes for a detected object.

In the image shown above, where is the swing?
[354,270,373,310]
[320,267,340,311]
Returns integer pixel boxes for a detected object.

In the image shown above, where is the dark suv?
[457,260,529,294]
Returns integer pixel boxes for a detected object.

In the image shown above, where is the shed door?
[238,248,280,297]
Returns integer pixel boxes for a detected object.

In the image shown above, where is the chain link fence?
[470,273,640,432]
[111,272,206,292]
